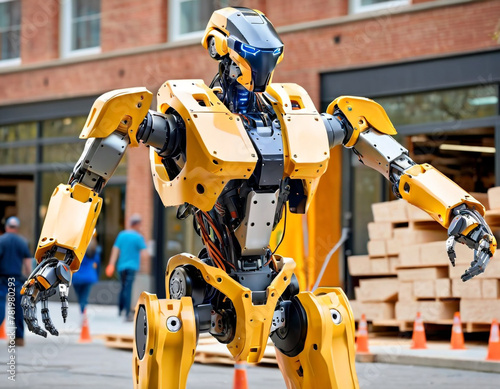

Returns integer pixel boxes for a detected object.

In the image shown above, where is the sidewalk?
[358,337,500,374]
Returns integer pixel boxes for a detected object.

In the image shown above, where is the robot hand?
[446,207,497,282]
[21,257,72,337]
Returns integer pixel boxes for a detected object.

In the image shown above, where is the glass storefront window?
[0,122,37,142]
[42,117,87,138]
[375,84,498,127]
[42,142,85,164]
[0,146,36,165]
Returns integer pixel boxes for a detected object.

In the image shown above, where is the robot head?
[202,7,284,92]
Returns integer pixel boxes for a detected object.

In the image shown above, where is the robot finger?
[461,243,490,282]
[59,284,69,323]
[446,236,457,267]
[21,291,47,338]
[40,292,59,336]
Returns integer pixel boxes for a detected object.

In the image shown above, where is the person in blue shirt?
[0,216,32,346]
[72,235,101,314]
[106,214,148,321]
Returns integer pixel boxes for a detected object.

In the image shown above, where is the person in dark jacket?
[0,216,32,346]
[72,236,101,314]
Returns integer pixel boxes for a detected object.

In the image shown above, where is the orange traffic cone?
[486,319,500,361]
[78,310,92,343]
[356,314,370,353]
[411,312,427,349]
[450,312,466,350]
[0,321,6,340]
[233,362,249,389]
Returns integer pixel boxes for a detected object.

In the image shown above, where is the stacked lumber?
[350,199,446,322]
[350,189,500,330]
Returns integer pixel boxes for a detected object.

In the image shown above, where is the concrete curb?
[356,353,500,374]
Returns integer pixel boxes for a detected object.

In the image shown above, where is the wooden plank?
[413,280,435,299]
[435,279,452,298]
[471,192,489,210]
[367,222,393,241]
[358,278,399,302]
[386,239,400,255]
[368,240,386,257]
[370,258,390,274]
[393,227,447,244]
[452,278,482,298]
[398,282,414,301]
[389,256,399,273]
[482,279,500,299]
[395,300,459,322]
[397,267,448,281]
[487,187,500,210]
[461,299,500,323]
[398,245,420,267]
[347,255,371,276]
[372,200,408,223]
[349,300,395,321]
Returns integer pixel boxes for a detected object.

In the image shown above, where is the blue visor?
[232,40,283,91]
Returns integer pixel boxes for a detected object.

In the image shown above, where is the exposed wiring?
[272,203,287,256]
[312,227,350,291]
[195,211,236,272]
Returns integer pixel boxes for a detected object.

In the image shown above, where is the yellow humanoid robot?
[21,7,496,389]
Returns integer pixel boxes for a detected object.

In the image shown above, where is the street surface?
[0,302,498,388]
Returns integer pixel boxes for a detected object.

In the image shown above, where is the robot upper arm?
[323,95,416,197]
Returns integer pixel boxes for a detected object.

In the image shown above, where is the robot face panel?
[202,7,284,92]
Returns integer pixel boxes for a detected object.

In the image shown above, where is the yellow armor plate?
[167,253,295,363]
[266,83,330,212]
[151,80,257,211]
[35,184,102,271]
[400,163,485,228]
[80,87,152,147]
[327,96,397,147]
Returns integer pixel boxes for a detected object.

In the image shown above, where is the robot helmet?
[202,7,284,92]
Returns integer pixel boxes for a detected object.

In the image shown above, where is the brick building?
[0,0,499,295]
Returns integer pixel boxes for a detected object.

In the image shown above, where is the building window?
[169,0,223,41]
[375,84,498,127]
[350,0,410,14]
[61,0,101,58]
[0,0,21,65]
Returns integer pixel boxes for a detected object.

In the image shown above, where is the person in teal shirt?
[106,214,148,321]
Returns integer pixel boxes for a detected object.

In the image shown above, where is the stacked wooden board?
[349,188,500,332]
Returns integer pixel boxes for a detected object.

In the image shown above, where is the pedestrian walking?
[0,217,32,346]
[106,214,148,321]
[72,235,101,314]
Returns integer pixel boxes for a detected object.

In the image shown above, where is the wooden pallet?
[103,333,278,366]
[104,334,134,350]
[356,319,491,333]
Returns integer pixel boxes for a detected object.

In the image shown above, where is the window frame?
[60,0,101,58]
[0,0,21,66]
[350,0,411,14]
[168,0,217,42]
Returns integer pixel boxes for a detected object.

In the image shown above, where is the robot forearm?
[23,88,156,337]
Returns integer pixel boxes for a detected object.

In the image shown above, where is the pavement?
[0,302,499,388]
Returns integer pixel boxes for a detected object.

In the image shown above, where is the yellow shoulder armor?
[80,87,152,147]
[152,80,257,211]
[327,96,397,148]
[266,83,329,212]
